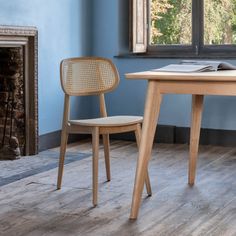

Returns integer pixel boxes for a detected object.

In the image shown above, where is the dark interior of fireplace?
[0,47,25,160]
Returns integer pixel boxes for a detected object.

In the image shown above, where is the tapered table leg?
[189,95,204,185]
[130,81,162,220]
[135,124,152,196]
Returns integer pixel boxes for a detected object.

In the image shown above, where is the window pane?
[204,0,236,45]
[149,0,192,45]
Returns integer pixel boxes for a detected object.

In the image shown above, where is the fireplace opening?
[0,26,38,160]
[0,47,25,159]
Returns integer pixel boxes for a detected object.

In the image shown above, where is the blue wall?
[0,0,93,135]
[1,0,236,136]
[92,0,236,131]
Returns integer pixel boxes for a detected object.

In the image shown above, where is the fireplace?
[0,26,38,159]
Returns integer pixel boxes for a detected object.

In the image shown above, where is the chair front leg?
[135,124,152,196]
[103,134,111,181]
[92,127,100,206]
[57,129,68,189]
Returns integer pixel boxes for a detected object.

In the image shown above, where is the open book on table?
[153,60,236,73]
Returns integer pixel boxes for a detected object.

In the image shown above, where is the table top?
[125,70,236,82]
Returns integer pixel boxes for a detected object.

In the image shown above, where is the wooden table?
[125,70,236,219]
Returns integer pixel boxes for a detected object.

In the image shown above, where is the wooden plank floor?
[0,140,235,236]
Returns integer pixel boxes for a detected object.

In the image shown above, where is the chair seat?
[69,115,143,127]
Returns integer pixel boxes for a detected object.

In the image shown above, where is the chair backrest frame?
[60,57,120,96]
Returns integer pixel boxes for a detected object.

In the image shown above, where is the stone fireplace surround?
[0,26,38,156]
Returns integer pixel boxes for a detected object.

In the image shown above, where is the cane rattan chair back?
[60,57,120,96]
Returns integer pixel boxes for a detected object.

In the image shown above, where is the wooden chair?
[57,57,152,206]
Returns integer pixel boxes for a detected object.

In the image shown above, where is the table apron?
[155,81,236,96]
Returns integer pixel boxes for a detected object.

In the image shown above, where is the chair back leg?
[103,134,111,181]
[92,127,100,206]
[57,130,68,189]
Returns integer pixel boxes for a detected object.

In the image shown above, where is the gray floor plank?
[0,140,235,236]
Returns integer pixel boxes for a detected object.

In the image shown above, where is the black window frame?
[147,0,236,58]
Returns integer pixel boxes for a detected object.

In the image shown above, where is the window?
[130,0,236,57]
